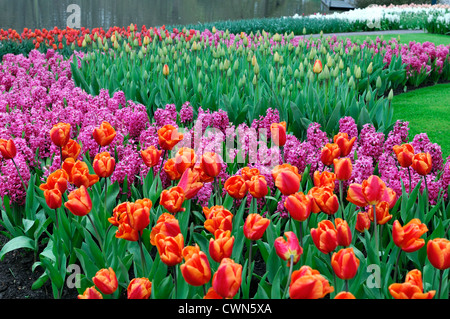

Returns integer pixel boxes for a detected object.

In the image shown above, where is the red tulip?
[180,245,212,286]
[93,151,115,178]
[150,213,181,246]
[93,121,116,147]
[335,218,352,247]
[127,278,152,299]
[310,220,338,254]
[50,122,71,147]
[333,158,352,181]
[284,192,312,222]
[92,267,118,295]
[270,122,287,147]
[333,132,356,157]
[246,174,268,199]
[274,231,303,266]
[177,168,204,200]
[320,143,341,166]
[243,213,270,241]
[331,248,360,280]
[209,230,235,263]
[289,265,334,299]
[64,185,92,217]
[61,139,81,161]
[392,219,428,253]
[0,139,17,159]
[427,238,450,270]
[78,286,103,299]
[393,144,415,168]
[389,269,435,299]
[212,258,242,299]
[200,152,222,178]
[141,145,162,168]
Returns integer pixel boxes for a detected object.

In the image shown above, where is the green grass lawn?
[392,83,450,158]
[337,33,450,46]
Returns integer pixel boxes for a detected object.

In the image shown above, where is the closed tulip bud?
[224,175,248,200]
[44,188,62,210]
[388,89,394,101]
[284,192,312,222]
[313,59,322,74]
[155,233,184,267]
[150,213,181,246]
[411,152,432,176]
[93,121,116,147]
[71,160,99,188]
[393,219,428,253]
[313,170,336,189]
[308,186,339,216]
[376,76,382,89]
[78,286,103,299]
[331,248,360,280]
[200,152,222,178]
[141,145,162,168]
[355,66,361,79]
[50,122,71,147]
[274,231,303,266]
[334,158,352,181]
[212,258,242,299]
[244,213,270,241]
[270,121,287,147]
[158,124,183,151]
[335,218,352,247]
[333,132,356,157]
[389,269,435,299]
[367,201,392,225]
[92,267,118,295]
[311,220,338,254]
[64,185,92,217]
[320,143,341,166]
[366,62,373,74]
[0,139,17,159]
[355,212,371,233]
[209,230,234,263]
[163,64,169,76]
[426,238,450,270]
[246,174,268,199]
[393,144,415,168]
[160,186,185,214]
[289,265,334,299]
[180,245,212,286]
[93,152,115,178]
[127,278,152,299]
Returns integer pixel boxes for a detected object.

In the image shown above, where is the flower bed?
[0,49,449,299]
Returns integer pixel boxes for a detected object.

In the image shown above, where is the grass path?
[392,83,450,158]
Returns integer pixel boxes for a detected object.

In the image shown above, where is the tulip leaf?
[0,236,35,261]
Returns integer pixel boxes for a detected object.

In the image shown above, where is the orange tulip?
[163,64,169,76]
[272,164,301,195]
[93,152,115,178]
[155,233,184,267]
[241,167,260,181]
[393,144,415,168]
[193,163,214,183]
[334,291,356,299]
[392,219,428,253]
[78,286,103,299]
[44,188,62,209]
[0,139,17,159]
[61,139,81,161]
[92,267,118,295]
[180,245,212,286]
[203,206,233,234]
[177,168,203,199]
[64,185,92,217]
[333,132,356,157]
[39,169,69,194]
[389,269,435,299]
[93,121,116,147]
[311,220,338,254]
[289,265,334,299]
[115,212,139,242]
[71,160,99,188]
[209,230,235,263]
[367,201,392,225]
[381,187,397,209]
[243,213,270,241]
[270,122,287,147]
[204,287,223,299]
[427,238,450,270]
[212,258,242,299]
[200,152,222,178]
[224,175,248,200]
[284,192,312,222]
[174,147,196,175]
[335,218,352,247]
[411,152,433,176]
[308,186,339,215]
[62,157,76,182]
[141,145,162,168]
[127,278,152,299]
[313,170,336,189]
[246,174,268,199]
[150,213,181,246]
[160,186,185,214]
[320,143,341,166]
[164,158,182,181]
[333,158,352,181]
[50,122,71,147]
[274,231,303,266]
[127,199,152,231]
[331,248,360,280]
[355,212,371,233]
[313,59,323,74]
[347,175,387,207]
[158,124,183,151]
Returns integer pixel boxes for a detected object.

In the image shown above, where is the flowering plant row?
[0,47,449,299]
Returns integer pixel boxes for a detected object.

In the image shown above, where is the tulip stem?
[248,240,253,280]
[373,204,379,254]
[138,232,147,276]
[104,177,108,216]
[438,269,443,299]
[54,208,59,230]
[86,214,106,262]
[156,150,167,189]
[283,254,294,299]
[339,180,344,220]
[60,146,63,168]
[393,249,402,284]
[345,279,349,292]
[11,158,27,192]
[407,167,412,194]
[423,175,429,213]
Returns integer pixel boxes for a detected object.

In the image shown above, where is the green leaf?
[0,236,35,261]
